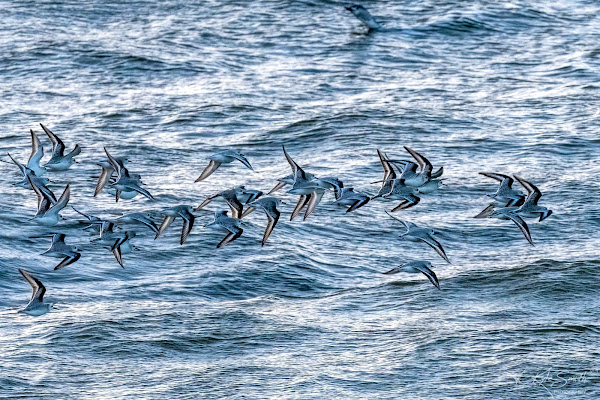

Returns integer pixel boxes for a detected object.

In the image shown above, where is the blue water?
[1,0,600,398]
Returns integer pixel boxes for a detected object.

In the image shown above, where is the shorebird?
[479,172,524,206]
[288,177,343,220]
[416,179,444,195]
[474,204,534,246]
[345,4,380,30]
[104,147,153,201]
[91,222,136,267]
[381,179,421,211]
[333,187,370,212]
[30,233,81,270]
[386,211,450,263]
[401,147,434,188]
[28,176,70,226]
[236,187,263,205]
[18,269,52,316]
[195,150,253,182]
[93,156,129,197]
[512,175,553,222]
[383,260,441,290]
[6,153,52,195]
[195,187,245,218]
[205,210,244,248]
[40,123,81,171]
[154,205,195,245]
[240,197,282,246]
[281,145,341,220]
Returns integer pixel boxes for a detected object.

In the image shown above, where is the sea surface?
[1,0,599,399]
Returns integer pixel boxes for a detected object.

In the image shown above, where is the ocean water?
[1,0,600,398]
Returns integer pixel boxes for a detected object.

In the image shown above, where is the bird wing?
[290,195,309,221]
[19,269,45,303]
[506,213,534,246]
[422,236,451,264]
[54,253,81,271]
[513,175,542,205]
[40,123,65,157]
[414,264,441,290]
[404,146,432,174]
[195,159,221,182]
[28,130,44,166]
[179,212,195,245]
[261,206,280,246]
[282,145,308,182]
[217,226,243,248]
[155,215,176,239]
[303,191,324,220]
[94,165,115,197]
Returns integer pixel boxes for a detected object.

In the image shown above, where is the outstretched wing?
[54,253,81,271]
[19,269,46,302]
[506,213,534,246]
[421,236,451,264]
[40,123,65,157]
[28,130,44,166]
[414,264,441,290]
[404,146,432,174]
[155,215,176,239]
[290,195,309,221]
[195,160,221,182]
[261,206,280,246]
[480,172,513,185]
[217,226,243,248]
[231,153,253,171]
[513,175,542,205]
[282,145,308,182]
[179,212,195,245]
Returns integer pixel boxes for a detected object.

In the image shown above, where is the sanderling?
[416,179,444,195]
[104,147,154,201]
[154,205,195,245]
[71,206,105,232]
[289,177,343,220]
[30,233,81,270]
[18,269,52,316]
[93,158,127,197]
[382,179,421,211]
[386,211,450,263]
[512,175,553,222]
[40,123,81,171]
[241,197,282,246]
[333,187,370,212]
[195,187,244,219]
[205,210,244,248]
[195,150,253,182]
[479,172,524,206]
[383,260,441,290]
[401,147,434,188]
[28,176,70,226]
[91,222,137,267]
[236,186,263,204]
[6,153,52,194]
[474,204,534,246]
